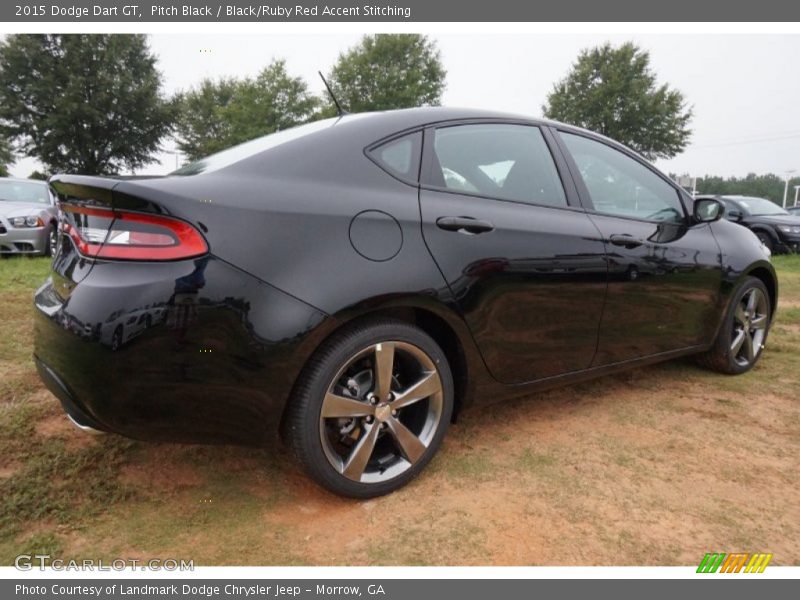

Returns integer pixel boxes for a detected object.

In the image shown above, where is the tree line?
[694,173,800,206]
[0,34,715,180]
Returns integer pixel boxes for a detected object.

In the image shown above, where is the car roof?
[695,194,772,203]
[0,177,46,185]
[333,106,603,138]
[696,194,772,203]
[338,106,547,127]
[297,107,641,164]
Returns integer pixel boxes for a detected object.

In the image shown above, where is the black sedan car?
[34,108,777,497]
[697,194,800,254]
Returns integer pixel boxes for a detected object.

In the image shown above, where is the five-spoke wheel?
[696,276,772,374]
[730,287,769,367]
[285,319,453,498]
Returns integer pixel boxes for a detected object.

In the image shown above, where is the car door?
[554,130,723,365]
[419,122,608,384]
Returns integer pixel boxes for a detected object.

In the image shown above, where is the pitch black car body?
[698,194,800,254]
[34,108,777,496]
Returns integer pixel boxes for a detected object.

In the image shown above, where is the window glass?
[561,132,685,222]
[719,199,740,220]
[369,131,422,181]
[430,124,567,207]
[171,114,371,176]
[0,180,50,204]
[733,196,787,216]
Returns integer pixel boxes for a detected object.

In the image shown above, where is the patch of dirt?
[7,263,800,566]
[241,360,800,566]
[118,446,203,490]
[34,413,99,451]
[0,462,20,480]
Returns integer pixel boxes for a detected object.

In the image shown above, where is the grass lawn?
[0,254,799,565]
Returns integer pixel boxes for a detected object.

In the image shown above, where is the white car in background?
[0,178,58,256]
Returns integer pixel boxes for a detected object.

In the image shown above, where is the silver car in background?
[0,178,58,256]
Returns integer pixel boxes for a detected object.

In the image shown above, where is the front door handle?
[609,234,644,249]
[436,216,494,234]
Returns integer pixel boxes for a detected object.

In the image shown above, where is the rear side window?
[560,132,685,223]
[425,124,567,208]
[368,131,422,183]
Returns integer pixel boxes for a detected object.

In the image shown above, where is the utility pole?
[794,185,800,207]
[783,169,797,208]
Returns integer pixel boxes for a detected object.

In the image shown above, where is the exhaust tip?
[66,414,107,436]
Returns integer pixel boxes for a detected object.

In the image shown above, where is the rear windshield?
[171,116,363,176]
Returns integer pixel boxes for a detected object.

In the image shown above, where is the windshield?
[0,180,50,204]
[170,116,363,176]
[734,197,788,216]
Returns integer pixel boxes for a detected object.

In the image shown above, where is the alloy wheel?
[731,287,768,367]
[319,341,444,484]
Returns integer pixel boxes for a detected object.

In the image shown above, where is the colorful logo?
[697,553,773,573]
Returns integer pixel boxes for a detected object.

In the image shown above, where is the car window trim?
[551,127,691,226]
[419,120,582,210]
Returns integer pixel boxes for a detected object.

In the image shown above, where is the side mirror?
[726,209,743,222]
[694,198,724,223]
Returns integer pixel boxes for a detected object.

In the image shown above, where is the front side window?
[428,124,567,207]
[560,132,685,223]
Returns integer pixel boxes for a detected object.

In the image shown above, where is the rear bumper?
[34,355,108,433]
[33,255,329,446]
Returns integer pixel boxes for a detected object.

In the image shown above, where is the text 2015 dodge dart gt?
[34,108,777,497]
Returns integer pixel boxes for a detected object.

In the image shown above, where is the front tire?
[111,326,124,352]
[44,223,57,257]
[755,231,775,254]
[696,277,771,374]
[284,318,454,498]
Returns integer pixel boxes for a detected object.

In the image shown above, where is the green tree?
[28,170,49,181]
[326,34,446,114]
[174,59,318,162]
[0,34,174,175]
[543,42,693,160]
[0,138,12,177]
[696,173,800,205]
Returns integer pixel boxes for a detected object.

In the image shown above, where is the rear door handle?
[436,216,494,234]
[609,234,644,249]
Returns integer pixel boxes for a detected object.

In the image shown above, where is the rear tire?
[284,318,454,498]
[696,277,771,374]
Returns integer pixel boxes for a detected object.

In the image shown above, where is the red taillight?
[61,205,208,261]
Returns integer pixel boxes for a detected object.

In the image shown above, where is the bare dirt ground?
[1,256,798,566]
